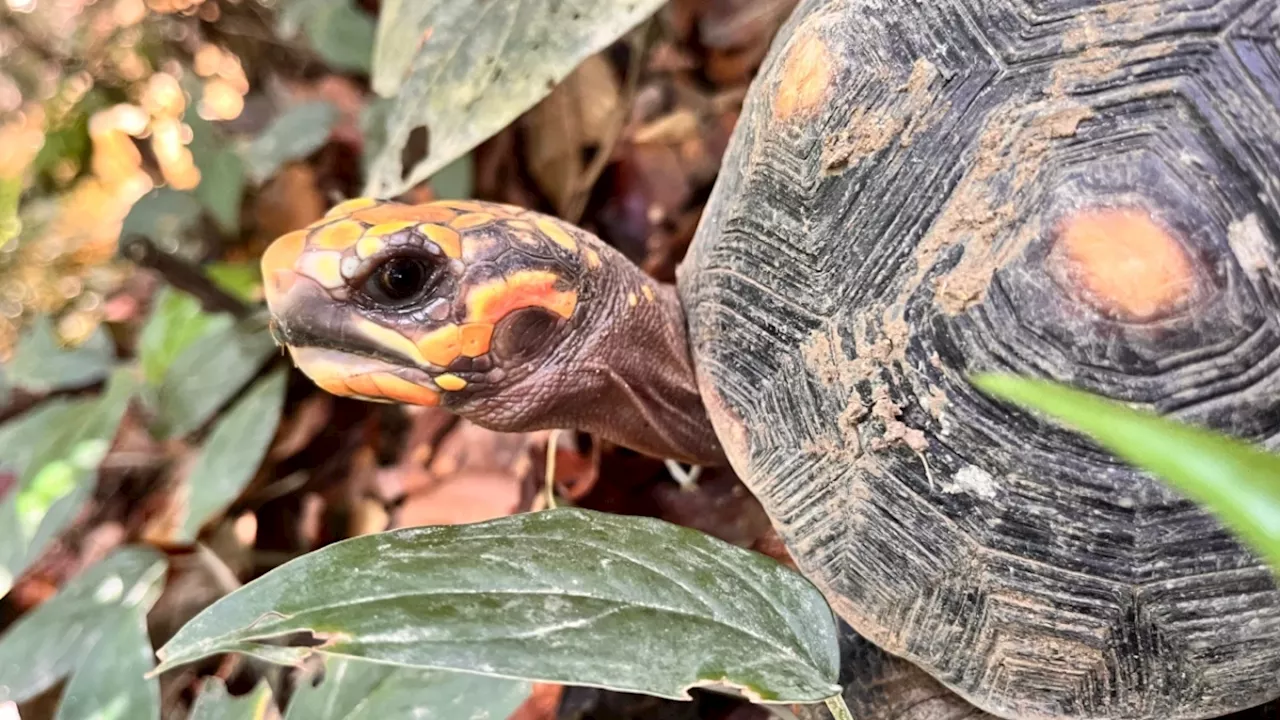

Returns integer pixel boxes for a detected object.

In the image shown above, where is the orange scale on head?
[415,324,462,367]
[403,205,459,223]
[344,374,382,397]
[465,270,579,326]
[451,212,496,230]
[352,204,415,225]
[366,220,417,239]
[419,223,462,258]
[309,220,366,251]
[459,323,493,357]
[534,218,578,252]
[325,197,380,219]
[436,200,490,213]
[298,251,345,289]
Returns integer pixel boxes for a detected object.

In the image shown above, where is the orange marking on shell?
[366,220,417,238]
[459,323,493,357]
[371,374,441,406]
[435,373,467,391]
[419,223,462,258]
[325,197,379,219]
[356,235,384,259]
[774,28,832,121]
[451,212,496,230]
[415,324,462,367]
[261,230,307,302]
[298,251,345,289]
[535,217,578,252]
[627,292,638,307]
[584,248,601,270]
[465,270,578,326]
[353,317,429,365]
[1058,208,1195,321]
[309,220,365,250]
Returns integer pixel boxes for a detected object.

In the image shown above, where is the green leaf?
[137,286,233,387]
[0,175,21,248]
[6,315,115,394]
[152,314,278,439]
[428,154,474,200]
[0,546,167,704]
[54,613,160,720]
[364,0,664,197]
[189,678,275,720]
[176,368,288,543]
[306,0,376,73]
[972,374,1280,572]
[194,148,246,235]
[0,370,138,596]
[207,262,265,303]
[285,656,530,720]
[154,508,841,703]
[245,102,339,184]
[121,187,203,249]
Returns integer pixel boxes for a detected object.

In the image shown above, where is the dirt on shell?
[821,57,947,173]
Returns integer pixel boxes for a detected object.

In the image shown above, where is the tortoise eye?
[363,256,435,306]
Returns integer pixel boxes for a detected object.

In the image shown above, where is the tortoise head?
[260,197,589,415]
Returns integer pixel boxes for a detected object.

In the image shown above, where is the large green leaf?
[155,508,841,703]
[120,187,203,249]
[176,368,288,543]
[5,315,115,393]
[0,370,137,596]
[137,286,234,387]
[284,656,530,720]
[363,0,665,197]
[189,678,274,720]
[152,314,278,439]
[244,102,339,184]
[54,612,160,720]
[972,374,1280,572]
[0,547,167,704]
[306,0,376,72]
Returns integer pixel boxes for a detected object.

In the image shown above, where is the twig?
[544,429,562,510]
[119,234,253,319]
[664,459,702,491]
[564,18,659,223]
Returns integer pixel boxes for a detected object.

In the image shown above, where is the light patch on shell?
[773,21,833,121]
[641,285,655,303]
[435,373,467,391]
[942,465,997,499]
[298,251,345,289]
[584,248,601,269]
[535,217,578,252]
[627,292,638,307]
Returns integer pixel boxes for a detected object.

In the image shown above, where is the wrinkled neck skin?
[462,243,727,468]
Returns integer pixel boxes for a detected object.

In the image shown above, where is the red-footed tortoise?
[259,0,1280,718]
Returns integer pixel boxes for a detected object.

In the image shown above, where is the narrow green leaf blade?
[0,546,167,704]
[137,287,233,386]
[176,368,288,542]
[54,613,160,720]
[6,316,114,394]
[156,508,840,703]
[285,656,530,720]
[153,314,278,439]
[364,0,665,197]
[190,678,275,720]
[972,374,1280,571]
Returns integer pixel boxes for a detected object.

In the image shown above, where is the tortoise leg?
[796,622,1280,720]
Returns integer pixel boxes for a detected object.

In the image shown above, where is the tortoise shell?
[678,0,1280,718]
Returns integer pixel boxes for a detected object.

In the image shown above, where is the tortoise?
[258,0,1280,718]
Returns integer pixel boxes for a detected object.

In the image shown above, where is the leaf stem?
[824,695,854,720]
